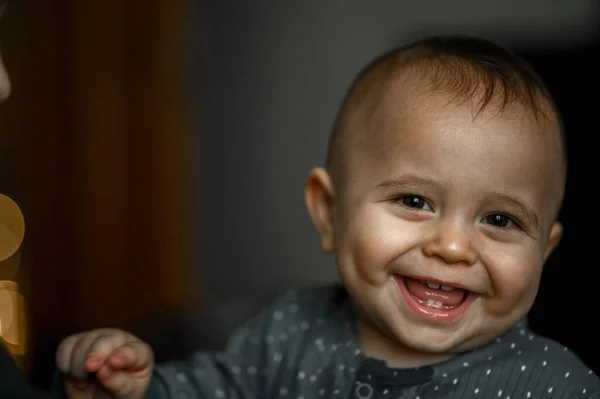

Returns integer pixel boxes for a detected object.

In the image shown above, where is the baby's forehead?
[367,85,560,165]
[350,67,562,154]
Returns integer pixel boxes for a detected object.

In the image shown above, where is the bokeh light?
[0,194,26,355]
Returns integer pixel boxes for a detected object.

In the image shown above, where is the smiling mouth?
[395,275,478,321]
[404,277,469,309]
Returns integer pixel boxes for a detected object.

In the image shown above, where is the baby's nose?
[423,222,477,266]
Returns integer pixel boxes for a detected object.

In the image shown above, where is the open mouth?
[395,275,478,321]
[405,277,469,309]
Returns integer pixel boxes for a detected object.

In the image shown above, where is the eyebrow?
[377,174,539,229]
[377,174,440,190]
[488,192,539,230]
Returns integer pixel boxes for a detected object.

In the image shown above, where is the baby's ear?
[544,221,563,261]
[305,168,336,252]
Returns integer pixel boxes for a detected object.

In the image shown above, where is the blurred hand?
[56,329,153,399]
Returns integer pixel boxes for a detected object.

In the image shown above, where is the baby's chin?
[387,298,530,354]
[387,316,520,357]
[383,315,493,353]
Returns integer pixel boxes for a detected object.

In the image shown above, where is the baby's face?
[329,88,564,357]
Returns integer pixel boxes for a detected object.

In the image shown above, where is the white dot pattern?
[147,289,600,399]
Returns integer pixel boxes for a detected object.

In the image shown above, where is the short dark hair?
[326,34,564,169]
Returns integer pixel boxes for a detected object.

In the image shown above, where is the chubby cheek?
[336,204,421,287]
[483,245,543,317]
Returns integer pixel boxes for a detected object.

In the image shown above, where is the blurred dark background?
[0,0,598,393]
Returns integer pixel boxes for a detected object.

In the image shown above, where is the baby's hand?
[56,329,154,399]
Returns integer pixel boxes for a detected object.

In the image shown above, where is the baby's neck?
[355,313,453,369]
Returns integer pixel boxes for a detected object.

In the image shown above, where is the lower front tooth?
[426,299,443,309]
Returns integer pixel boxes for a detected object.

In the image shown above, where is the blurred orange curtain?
[3,0,193,388]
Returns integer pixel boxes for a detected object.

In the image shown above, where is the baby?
[55,35,599,399]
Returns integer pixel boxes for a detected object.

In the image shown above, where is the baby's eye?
[482,214,518,229]
[397,195,432,211]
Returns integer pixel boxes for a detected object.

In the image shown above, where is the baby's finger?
[84,332,133,373]
[69,331,108,380]
[71,330,127,380]
[56,334,80,374]
[96,366,138,399]
[107,341,153,372]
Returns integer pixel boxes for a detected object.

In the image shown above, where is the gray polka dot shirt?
[146,285,600,399]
